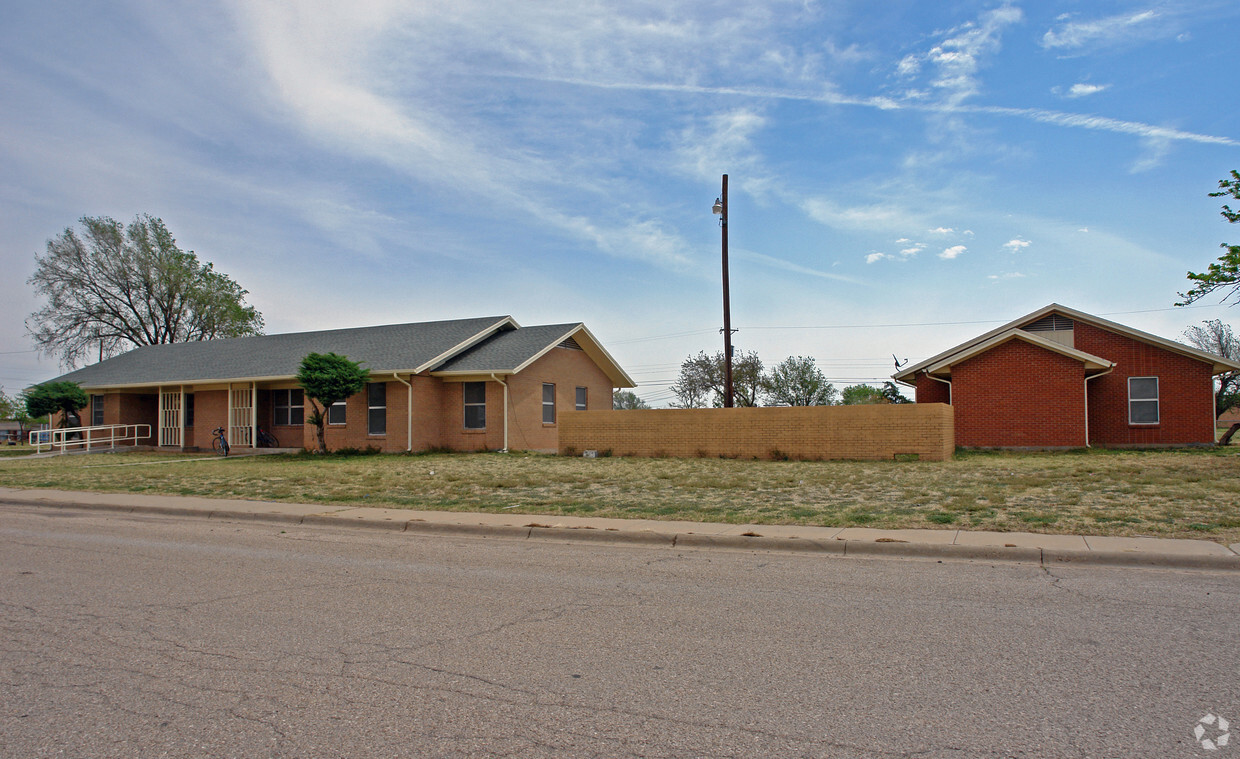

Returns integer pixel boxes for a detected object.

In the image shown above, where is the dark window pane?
[368,383,386,406]
[290,406,304,426]
[465,405,486,430]
[1129,377,1158,400]
[464,382,486,404]
[185,394,194,427]
[542,383,555,404]
[291,389,304,405]
[328,402,346,425]
[1130,400,1159,424]
[575,387,587,410]
[368,408,386,435]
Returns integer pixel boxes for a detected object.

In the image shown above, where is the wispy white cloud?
[866,252,888,264]
[739,249,857,282]
[1062,83,1110,98]
[1042,10,1159,51]
[939,245,967,260]
[929,227,955,234]
[988,271,1026,280]
[1003,238,1032,252]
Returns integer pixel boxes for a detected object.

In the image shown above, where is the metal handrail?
[30,424,152,454]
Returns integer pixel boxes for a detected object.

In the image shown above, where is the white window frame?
[327,400,347,426]
[542,383,556,425]
[91,395,105,427]
[463,382,486,430]
[1128,376,1159,425]
[367,382,386,436]
[575,386,587,411]
[273,389,304,426]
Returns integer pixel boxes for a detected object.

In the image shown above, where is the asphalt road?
[2,505,1237,758]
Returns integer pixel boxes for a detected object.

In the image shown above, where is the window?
[91,395,104,426]
[463,382,486,430]
[367,383,386,435]
[575,386,587,411]
[327,400,347,425]
[1129,377,1159,425]
[542,383,556,424]
[185,394,195,427]
[273,389,304,426]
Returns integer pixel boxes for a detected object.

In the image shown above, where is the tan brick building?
[45,316,634,453]
[893,304,1240,449]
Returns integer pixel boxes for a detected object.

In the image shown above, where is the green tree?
[1183,319,1240,417]
[24,381,88,428]
[879,381,912,404]
[296,352,369,453]
[670,350,764,408]
[840,384,889,405]
[761,356,837,406]
[612,390,650,410]
[1178,170,1240,306]
[28,214,264,367]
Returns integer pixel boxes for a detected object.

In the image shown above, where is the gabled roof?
[920,328,1114,377]
[433,323,636,388]
[46,316,529,389]
[894,303,1240,383]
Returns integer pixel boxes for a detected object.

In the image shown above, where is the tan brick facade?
[85,345,617,454]
[558,404,955,461]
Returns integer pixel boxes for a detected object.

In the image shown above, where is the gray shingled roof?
[434,324,580,374]
[48,316,511,388]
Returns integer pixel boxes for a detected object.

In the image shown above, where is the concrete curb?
[2,491,1238,572]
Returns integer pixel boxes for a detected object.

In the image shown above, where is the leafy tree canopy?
[670,350,764,408]
[761,355,837,406]
[840,384,890,405]
[24,381,88,428]
[28,214,264,367]
[879,381,912,404]
[296,352,369,453]
[613,390,650,410]
[1183,319,1240,417]
[1178,170,1240,307]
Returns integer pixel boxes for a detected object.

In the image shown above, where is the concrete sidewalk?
[2,486,1238,571]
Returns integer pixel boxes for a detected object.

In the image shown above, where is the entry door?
[159,390,183,447]
[229,385,254,447]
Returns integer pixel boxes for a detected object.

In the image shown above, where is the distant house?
[892,304,1240,448]
[43,316,634,453]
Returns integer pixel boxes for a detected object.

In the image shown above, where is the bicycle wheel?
[266,431,280,448]
[213,436,228,456]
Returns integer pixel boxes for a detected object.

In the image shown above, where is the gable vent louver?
[1025,314,1074,332]
[558,337,583,351]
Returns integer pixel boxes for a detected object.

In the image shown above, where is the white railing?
[30,424,152,454]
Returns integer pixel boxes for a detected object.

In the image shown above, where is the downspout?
[490,373,509,453]
[1083,366,1115,447]
[391,373,413,453]
[926,373,952,405]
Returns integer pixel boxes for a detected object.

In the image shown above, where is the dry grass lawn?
[1,447,1239,543]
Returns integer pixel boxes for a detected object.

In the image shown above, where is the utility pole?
[712,174,734,407]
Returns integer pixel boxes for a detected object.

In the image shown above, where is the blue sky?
[2,1,1238,405]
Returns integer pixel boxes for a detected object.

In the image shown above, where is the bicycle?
[256,426,280,448]
[211,427,230,456]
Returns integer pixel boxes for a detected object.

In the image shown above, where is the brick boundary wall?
[558,404,954,462]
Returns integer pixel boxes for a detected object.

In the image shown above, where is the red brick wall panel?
[1074,322,1215,445]
[914,375,950,404]
[951,339,1087,448]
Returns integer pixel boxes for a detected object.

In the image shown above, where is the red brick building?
[44,316,634,453]
[893,304,1240,449]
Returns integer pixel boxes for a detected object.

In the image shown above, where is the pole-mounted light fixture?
[713,174,734,408]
